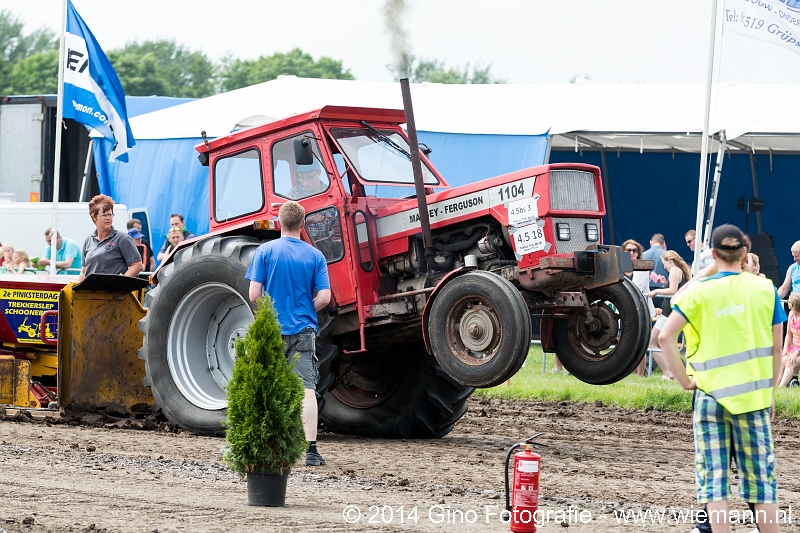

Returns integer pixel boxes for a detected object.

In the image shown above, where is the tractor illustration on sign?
[17,316,55,341]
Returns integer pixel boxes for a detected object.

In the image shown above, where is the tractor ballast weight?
[138,103,652,438]
[58,275,153,414]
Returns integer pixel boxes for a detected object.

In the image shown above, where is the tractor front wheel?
[551,278,650,385]
[427,271,531,388]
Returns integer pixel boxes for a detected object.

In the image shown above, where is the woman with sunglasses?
[79,194,144,281]
[621,239,652,305]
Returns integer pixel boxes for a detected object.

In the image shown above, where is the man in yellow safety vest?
[659,224,786,533]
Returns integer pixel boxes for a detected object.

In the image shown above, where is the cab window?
[213,148,264,222]
[272,133,331,200]
[305,206,343,263]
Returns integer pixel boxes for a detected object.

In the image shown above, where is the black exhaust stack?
[400,78,436,271]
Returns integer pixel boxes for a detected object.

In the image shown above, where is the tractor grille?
[549,170,598,212]
[551,217,600,255]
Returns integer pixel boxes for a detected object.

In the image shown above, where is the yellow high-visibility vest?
[673,272,776,414]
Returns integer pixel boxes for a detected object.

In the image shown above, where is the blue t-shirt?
[245,237,330,335]
[642,245,667,287]
[790,262,800,294]
[45,237,82,271]
[674,271,787,325]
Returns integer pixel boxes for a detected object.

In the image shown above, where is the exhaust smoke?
[382,0,411,79]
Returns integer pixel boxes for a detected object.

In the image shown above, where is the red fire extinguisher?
[504,433,546,533]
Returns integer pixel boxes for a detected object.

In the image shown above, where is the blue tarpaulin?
[549,150,800,285]
[95,131,548,261]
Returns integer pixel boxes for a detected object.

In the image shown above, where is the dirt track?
[1,399,799,532]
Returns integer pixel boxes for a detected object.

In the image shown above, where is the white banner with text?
[724,0,800,55]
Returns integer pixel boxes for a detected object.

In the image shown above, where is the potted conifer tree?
[223,297,307,506]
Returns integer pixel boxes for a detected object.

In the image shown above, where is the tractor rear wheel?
[139,236,343,435]
[427,271,531,388]
[315,313,337,412]
[320,343,473,438]
[551,278,650,385]
[139,236,260,435]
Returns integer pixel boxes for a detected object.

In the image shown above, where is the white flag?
[723,0,800,55]
[63,0,135,162]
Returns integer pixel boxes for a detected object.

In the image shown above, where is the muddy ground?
[1,399,799,533]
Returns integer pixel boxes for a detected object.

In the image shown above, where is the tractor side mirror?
[294,137,314,166]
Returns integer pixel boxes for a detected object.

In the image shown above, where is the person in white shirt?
[685,229,713,275]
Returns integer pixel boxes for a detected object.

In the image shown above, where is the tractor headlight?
[556,222,571,241]
[585,223,599,242]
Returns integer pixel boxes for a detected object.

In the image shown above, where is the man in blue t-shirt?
[246,200,331,467]
[39,228,82,273]
[642,233,668,289]
[777,240,800,299]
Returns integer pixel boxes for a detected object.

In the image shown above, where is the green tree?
[388,54,505,84]
[386,54,506,84]
[223,297,306,475]
[6,49,58,94]
[106,49,167,96]
[218,48,354,92]
[108,40,216,98]
[0,9,57,93]
[570,74,593,83]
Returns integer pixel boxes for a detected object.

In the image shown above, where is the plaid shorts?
[693,390,777,504]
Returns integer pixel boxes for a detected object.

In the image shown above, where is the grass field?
[475,345,800,418]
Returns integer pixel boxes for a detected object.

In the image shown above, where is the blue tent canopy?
[94,131,548,258]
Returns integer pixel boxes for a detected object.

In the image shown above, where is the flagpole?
[693,0,720,276]
[49,0,68,276]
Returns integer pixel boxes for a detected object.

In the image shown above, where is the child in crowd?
[11,248,31,274]
[779,292,800,387]
[746,252,767,278]
[0,243,13,268]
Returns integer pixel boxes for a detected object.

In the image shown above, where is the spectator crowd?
[616,228,800,389]
[0,195,193,278]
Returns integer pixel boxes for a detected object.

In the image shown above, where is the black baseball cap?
[711,224,745,250]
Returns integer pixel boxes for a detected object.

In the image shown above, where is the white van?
[0,202,152,266]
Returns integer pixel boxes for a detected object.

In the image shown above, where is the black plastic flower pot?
[247,468,290,507]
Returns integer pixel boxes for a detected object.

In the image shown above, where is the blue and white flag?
[63,0,135,162]
[724,0,800,56]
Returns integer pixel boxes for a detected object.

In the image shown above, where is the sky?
[3,0,800,86]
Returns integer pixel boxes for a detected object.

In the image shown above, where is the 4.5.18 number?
[516,227,543,243]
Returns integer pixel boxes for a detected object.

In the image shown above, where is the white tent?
[98,78,800,279]
[128,77,800,154]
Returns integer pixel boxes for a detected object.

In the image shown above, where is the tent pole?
[749,152,763,233]
[693,0,720,276]
[543,135,552,164]
[79,139,94,202]
[600,149,616,245]
[703,131,726,248]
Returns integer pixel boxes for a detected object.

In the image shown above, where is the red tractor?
[138,105,651,437]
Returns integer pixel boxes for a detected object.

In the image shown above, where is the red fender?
[421,265,477,354]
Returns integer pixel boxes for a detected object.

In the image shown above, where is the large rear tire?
[139,236,260,435]
[427,271,531,388]
[320,343,473,438]
[552,278,650,385]
[315,313,337,412]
